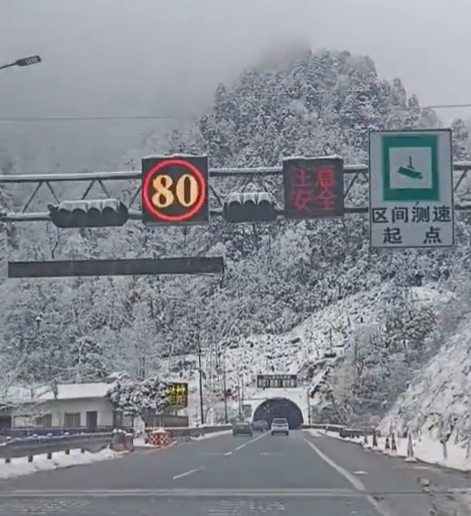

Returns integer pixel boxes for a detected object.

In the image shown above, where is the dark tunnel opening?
[253,397,304,429]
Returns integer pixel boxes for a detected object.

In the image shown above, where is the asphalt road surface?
[0,431,470,516]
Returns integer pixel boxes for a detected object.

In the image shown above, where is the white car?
[270,418,289,436]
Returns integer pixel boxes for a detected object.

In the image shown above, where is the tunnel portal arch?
[253,397,304,429]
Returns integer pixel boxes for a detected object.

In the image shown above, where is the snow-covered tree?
[70,336,109,382]
[451,118,471,160]
[2,43,471,431]
[107,376,169,421]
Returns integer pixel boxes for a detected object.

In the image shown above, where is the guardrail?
[0,424,233,464]
[302,423,377,438]
[0,426,132,440]
[0,432,114,463]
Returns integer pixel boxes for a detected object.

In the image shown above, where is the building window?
[64,412,81,427]
[35,414,52,427]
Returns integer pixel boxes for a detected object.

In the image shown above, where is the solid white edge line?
[303,434,398,516]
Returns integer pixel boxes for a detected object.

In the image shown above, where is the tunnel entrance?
[253,397,304,429]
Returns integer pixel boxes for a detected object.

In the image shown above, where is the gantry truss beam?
[1,162,471,223]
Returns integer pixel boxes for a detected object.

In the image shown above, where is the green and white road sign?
[369,129,454,249]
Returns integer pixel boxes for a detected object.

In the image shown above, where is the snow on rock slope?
[380,314,471,450]
[162,284,447,421]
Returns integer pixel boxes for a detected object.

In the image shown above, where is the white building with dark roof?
[0,382,131,430]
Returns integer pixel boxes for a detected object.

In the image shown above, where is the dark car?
[251,420,269,432]
[232,421,253,437]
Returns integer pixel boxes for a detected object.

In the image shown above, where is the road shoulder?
[303,431,471,516]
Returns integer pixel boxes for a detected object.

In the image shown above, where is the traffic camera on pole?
[223,192,277,223]
[48,199,129,228]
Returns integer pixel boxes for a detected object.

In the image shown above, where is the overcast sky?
[1,0,471,170]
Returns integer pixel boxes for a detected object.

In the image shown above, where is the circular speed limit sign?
[142,158,208,223]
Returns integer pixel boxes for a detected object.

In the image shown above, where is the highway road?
[0,430,469,516]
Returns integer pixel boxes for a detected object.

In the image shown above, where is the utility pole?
[307,389,312,425]
[197,341,205,425]
[222,351,228,423]
[237,374,243,418]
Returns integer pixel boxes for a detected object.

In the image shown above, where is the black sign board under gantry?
[256,374,298,389]
[7,257,224,278]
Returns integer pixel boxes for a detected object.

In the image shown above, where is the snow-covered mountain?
[160,283,454,424]
[2,46,471,435]
[379,281,471,447]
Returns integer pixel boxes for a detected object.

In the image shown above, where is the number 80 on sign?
[141,156,210,225]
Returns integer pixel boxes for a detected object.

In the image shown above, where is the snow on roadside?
[380,315,471,454]
[0,448,122,480]
[306,429,471,472]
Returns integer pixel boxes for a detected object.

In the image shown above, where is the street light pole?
[0,55,42,72]
[0,63,15,71]
[197,341,205,426]
[237,374,243,418]
[222,352,228,423]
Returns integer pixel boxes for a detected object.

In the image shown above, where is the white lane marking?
[233,431,268,452]
[172,466,204,480]
[303,437,369,491]
[303,437,398,516]
[0,488,374,497]
[174,433,267,478]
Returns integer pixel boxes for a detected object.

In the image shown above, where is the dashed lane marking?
[233,432,268,452]
[173,466,205,480]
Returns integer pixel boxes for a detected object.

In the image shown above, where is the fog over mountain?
[1,0,471,171]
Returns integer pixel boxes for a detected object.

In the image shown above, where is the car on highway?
[251,420,269,432]
[270,418,289,436]
[232,421,253,437]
